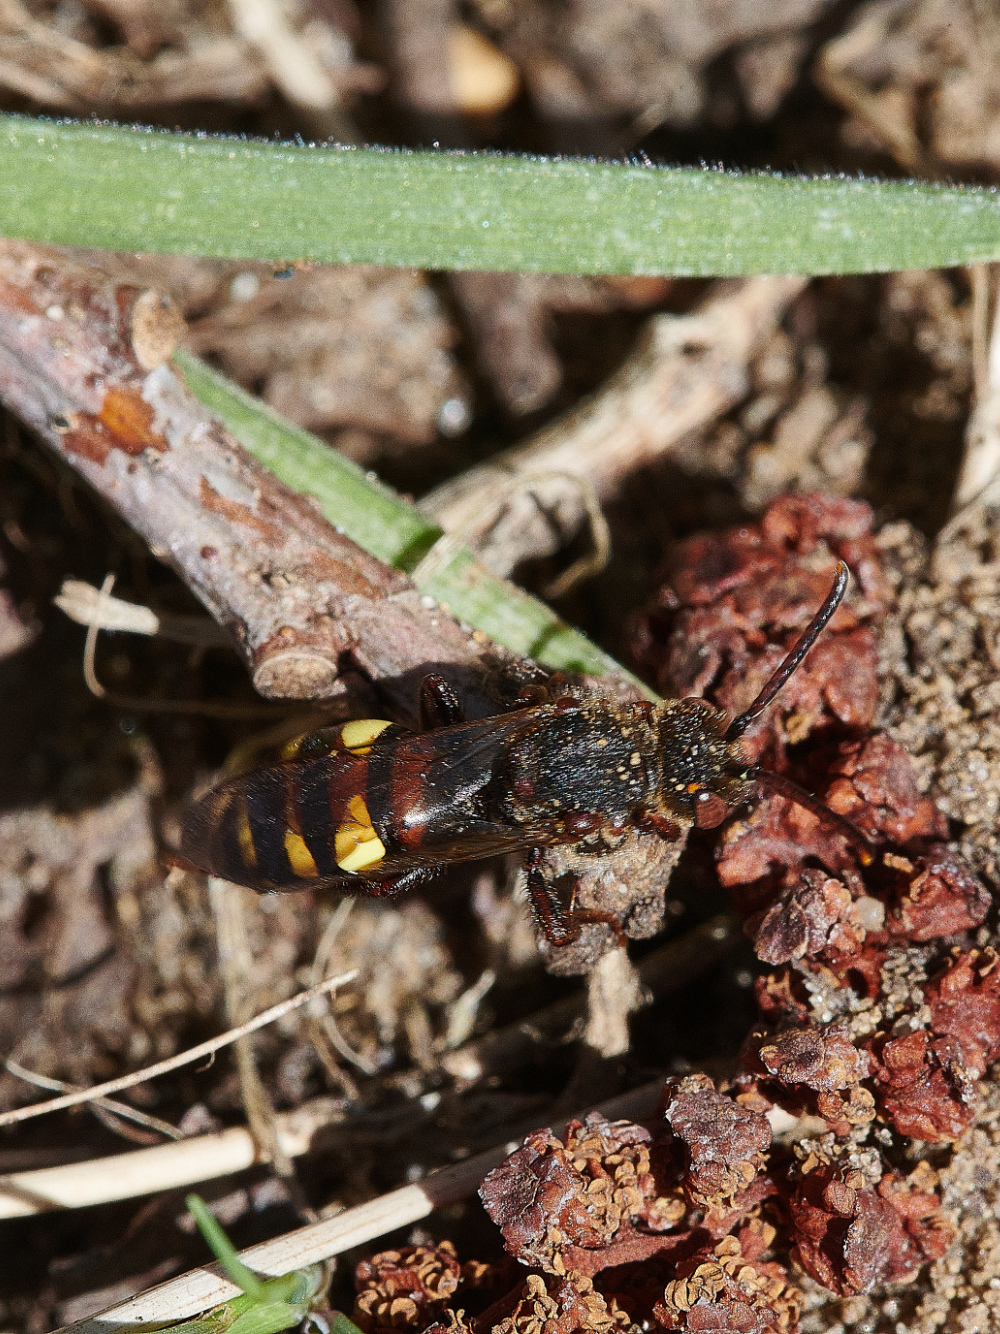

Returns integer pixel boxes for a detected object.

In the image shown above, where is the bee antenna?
[756,768,874,866]
[724,561,850,744]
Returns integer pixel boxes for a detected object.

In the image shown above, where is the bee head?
[648,561,850,831]
[653,697,757,828]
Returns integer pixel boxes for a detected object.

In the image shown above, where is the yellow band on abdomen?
[284,828,319,878]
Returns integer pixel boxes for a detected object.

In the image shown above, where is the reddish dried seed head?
[493,1272,629,1334]
[864,949,1000,1143]
[661,1075,771,1211]
[632,494,888,758]
[821,734,947,845]
[885,844,991,942]
[479,1114,683,1274]
[747,868,881,967]
[354,1243,463,1334]
[639,498,998,1165]
[787,1162,951,1296]
[653,1234,801,1334]
[740,1025,875,1135]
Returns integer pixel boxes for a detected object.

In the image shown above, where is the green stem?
[3,115,1000,275]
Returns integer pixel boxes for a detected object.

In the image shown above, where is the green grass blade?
[173,352,655,696]
[2,115,1000,276]
[187,1194,264,1298]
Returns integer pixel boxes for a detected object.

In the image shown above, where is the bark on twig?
[0,240,504,719]
[419,277,808,578]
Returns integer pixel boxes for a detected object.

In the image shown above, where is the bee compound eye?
[693,790,730,829]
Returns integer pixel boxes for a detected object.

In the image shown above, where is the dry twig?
[419,277,807,577]
[226,0,356,141]
[0,240,506,720]
[953,264,1000,510]
[209,877,301,1191]
[0,0,271,110]
[0,1096,343,1219]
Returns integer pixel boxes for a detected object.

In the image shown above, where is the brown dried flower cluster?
[786,1160,950,1296]
[353,495,995,1334]
[632,493,893,763]
[355,1242,464,1334]
[478,1113,684,1276]
[492,1273,630,1334]
[655,1234,800,1334]
[660,1074,771,1212]
[475,1098,795,1333]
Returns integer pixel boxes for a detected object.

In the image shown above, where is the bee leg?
[634,809,683,841]
[523,847,628,949]
[346,868,437,899]
[523,847,574,945]
[419,674,465,729]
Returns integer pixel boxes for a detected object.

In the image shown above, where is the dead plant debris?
[330,496,1000,1334]
[1,2,1000,1331]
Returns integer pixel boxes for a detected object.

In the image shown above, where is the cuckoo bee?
[181,563,866,946]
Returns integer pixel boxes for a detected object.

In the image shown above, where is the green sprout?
[158,1193,330,1334]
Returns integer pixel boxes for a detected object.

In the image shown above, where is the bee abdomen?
[182,769,290,888]
[181,757,390,890]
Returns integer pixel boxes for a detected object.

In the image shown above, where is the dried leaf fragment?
[661,1075,771,1211]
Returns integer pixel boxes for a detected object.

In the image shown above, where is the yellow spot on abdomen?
[337,837,387,872]
[340,718,393,755]
[237,798,258,868]
[284,828,319,878]
[280,734,306,761]
[347,794,371,824]
[335,793,387,872]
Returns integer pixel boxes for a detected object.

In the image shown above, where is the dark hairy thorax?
[495,698,660,831]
